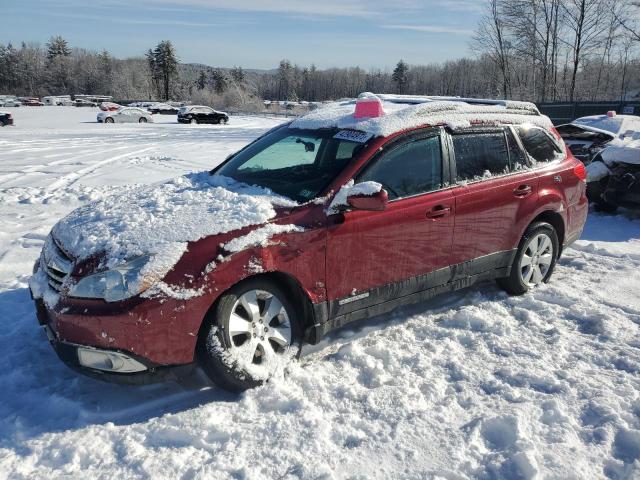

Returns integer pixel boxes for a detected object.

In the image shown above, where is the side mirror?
[346,189,388,211]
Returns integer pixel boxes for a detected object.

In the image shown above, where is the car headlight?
[69,256,152,302]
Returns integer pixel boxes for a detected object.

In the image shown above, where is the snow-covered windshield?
[573,116,624,135]
[214,125,365,202]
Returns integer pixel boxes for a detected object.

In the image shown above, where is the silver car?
[97,107,154,124]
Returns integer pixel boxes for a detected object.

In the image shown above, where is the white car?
[97,107,154,124]
[0,98,22,107]
[556,112,640,163]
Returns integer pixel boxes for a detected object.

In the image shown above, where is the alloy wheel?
[227,289,292,370]
[519,233,554,286]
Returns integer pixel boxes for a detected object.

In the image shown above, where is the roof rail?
[374,93,540,114]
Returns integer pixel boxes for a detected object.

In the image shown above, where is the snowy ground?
[1,107,640,479]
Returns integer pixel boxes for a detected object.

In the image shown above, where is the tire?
[0,120,5,127]
[218,117,227,125]
[105,117,114,124]
[190,118,198,125]
[497,222,559,296]
[198,278,302,391]
[139,117,147,123]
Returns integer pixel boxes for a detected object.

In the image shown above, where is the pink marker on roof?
[354,92,385,119]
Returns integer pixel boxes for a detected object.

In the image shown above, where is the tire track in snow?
[45,145,156,191]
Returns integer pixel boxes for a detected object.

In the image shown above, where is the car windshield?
[214,126,367,202]
[574,116,624,135]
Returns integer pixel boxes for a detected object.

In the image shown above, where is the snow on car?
[557,111,640,163]
[0,105,639,479]
[561,112,640,211]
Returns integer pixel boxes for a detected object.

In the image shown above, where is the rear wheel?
[105,117,114,124]
[198,278,302,391]
[497,222,559,296]
[138,117,147,123]
[0,120,5,127]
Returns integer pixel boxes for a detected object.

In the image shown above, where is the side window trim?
[354,127,449,202]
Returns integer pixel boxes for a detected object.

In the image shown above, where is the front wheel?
[218,117,227,125]
[198,278,301,391]
[104,117,114,124]
[497,222,559,296]
[139,117,147,123]
[190,118,198,125]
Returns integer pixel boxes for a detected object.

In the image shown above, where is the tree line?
[0,1,639,108]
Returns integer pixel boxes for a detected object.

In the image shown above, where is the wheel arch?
[195,270,316,348]
[528,210,565,256]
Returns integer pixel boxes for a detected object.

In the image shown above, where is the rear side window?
[452,133,510,181]
[517,126,562,163]
[358,136,442,200]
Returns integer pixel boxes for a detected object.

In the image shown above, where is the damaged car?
[557,112,640,211]
[30,93,587,391]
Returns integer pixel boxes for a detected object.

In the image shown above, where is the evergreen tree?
[196,70,207,90]
[230,66,245,84]
[146,40,178,100]
[392,59,409,94]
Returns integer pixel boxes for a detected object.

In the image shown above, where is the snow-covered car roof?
[290,93,553,138]
[572,114,640,136]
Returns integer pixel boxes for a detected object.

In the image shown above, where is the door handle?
[426,205,451,219]
[513,184,533,197]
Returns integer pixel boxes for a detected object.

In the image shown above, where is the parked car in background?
[99,102,122,111]
[178,105,228,124]
[75,99,98,107]
[0,98,22,107]
[0,111,14,126]
[557,112,640,212]
[97,107,154,124]
[31,93,587,392]
[21,98,44,106]
[148,103,179,115]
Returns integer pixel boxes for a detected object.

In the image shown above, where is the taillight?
[573,162,587,182]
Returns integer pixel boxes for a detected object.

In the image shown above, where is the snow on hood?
[51,173,297,278]
[290,98,553,137]
[601,138,640,166]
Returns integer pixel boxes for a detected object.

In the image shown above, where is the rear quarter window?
[452,132,510,182]
[517,126,563,163]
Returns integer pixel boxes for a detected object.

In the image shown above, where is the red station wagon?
[30,93,588,391]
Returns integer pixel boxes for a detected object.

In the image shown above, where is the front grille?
[42,236,73,292]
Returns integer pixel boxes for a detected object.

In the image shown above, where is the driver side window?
[357,135,443,200]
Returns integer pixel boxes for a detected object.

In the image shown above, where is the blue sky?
[3,0,484,70]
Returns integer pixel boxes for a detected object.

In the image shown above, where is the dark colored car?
[178,105,229,124]
[30,94,587,392]
[148,104,179,115]
[0,111,14,126]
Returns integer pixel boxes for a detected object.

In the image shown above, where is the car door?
[448,127,540,270]
[326,129,455,316]
[118,109,133,123]
[202,108,214,123]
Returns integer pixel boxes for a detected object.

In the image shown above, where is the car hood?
[50,173,298,278]
[556,123,617,139]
